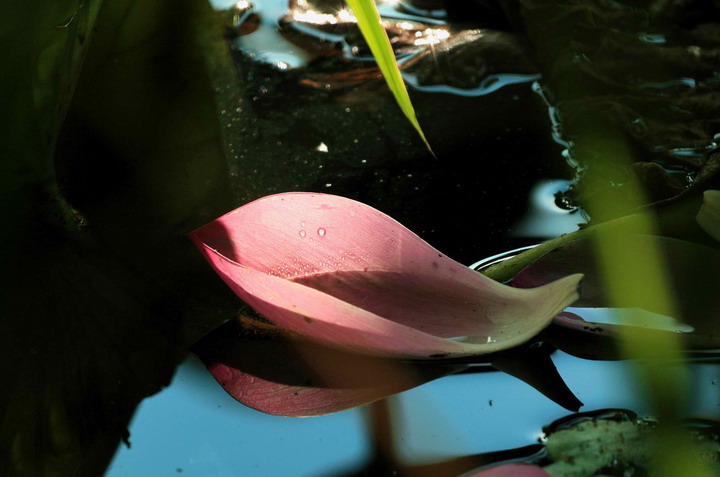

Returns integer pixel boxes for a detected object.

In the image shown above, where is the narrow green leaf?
[345,0,433,154]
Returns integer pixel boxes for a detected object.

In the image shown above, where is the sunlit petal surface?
[190,193,582,358]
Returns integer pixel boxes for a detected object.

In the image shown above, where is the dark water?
[211,0,720,238]
[209,0,575,264]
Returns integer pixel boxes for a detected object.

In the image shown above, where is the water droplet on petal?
[299,230,307,238]
[317,227,326,237]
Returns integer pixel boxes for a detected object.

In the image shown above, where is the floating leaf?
[544,419,720,477]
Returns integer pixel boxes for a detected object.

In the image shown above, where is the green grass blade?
[345,0,433,154]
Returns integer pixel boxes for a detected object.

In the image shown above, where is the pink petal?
[192,318,459,416]
[190,193,582,358]
[463,463,549,477]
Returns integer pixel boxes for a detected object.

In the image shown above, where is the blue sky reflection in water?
[394,353,720,465]
[106,352,720,475]
[106,355,371,477]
